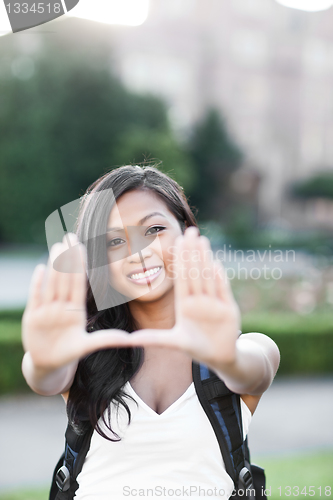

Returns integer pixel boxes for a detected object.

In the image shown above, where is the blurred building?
[106,0,333,230]
[7,0,333,230]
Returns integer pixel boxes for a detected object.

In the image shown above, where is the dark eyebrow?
[138,212,167,225]
[107,212,167,232]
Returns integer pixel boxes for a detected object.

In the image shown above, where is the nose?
[126,246,153,264]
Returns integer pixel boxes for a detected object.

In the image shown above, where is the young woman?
[22,165,280,499]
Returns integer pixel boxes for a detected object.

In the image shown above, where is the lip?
[127,265,163,285]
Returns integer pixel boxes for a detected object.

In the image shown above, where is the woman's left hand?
[127,226,241,368]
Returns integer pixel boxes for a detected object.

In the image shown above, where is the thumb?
[80,329,133,357]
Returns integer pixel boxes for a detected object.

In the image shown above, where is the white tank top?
[74,381,252,500]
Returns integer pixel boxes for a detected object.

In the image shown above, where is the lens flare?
[66,0,150,26]
[275,0,333,11]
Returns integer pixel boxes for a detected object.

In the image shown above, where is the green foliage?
[0,309,23,323]
[242,313,333,375]
[188,108,243,220]
[222,206,257,248]
[0,316,28,394]
[0,30,192,244]
[0,340,27,394]
[292,171,333,200]
[242,312,333,336]
[112,126,195,190]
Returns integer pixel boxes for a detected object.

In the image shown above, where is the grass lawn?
[259,449,333,498]
[0,450,332,500]
[0,487,49,500]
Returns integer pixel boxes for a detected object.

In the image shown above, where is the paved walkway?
[0,254,47,309]
[0,377,332,493]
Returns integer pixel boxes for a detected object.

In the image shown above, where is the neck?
[129,288,176,331]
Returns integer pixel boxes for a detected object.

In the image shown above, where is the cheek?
[108,261,124,289]
[160,236,178,274]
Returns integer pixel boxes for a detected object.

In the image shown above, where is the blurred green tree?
[0,34,192,244]
[291,171,333,199]
[187,108,243,221]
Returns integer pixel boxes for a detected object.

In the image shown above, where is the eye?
[145,225,166,236]
[107,238,126,248]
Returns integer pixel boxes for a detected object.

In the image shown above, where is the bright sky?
[0,0,149,37]
[275,0,333,10]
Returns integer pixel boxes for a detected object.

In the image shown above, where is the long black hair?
[67,165,198,440]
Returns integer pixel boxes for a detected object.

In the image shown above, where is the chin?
[131,283,173,303]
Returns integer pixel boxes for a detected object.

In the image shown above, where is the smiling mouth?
[127,266,162,283]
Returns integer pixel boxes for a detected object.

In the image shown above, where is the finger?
[58,233,85,304]
[185,228,202,295]
[81,329,132,356]
[43,243,63,303]
[125,329,180,348]
[174,235,190,299]
[214,260,234,303]
[199,236,215,297]
[26,264,46,309]
[70,242,88,308]
[56,235,76,301]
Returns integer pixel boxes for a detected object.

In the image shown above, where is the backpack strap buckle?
[238,466,255,496]
[55,465,71,492]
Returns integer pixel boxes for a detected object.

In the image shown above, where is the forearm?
[22,351,78,396]
[208,333,280,395]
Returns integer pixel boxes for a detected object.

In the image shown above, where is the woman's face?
[106,189,183,302]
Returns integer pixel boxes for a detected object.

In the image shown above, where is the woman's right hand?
[22,233,89,373]
[22,233,136,395]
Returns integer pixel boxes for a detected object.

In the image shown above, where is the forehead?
[107,189,175,225]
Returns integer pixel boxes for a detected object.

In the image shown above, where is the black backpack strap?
[50,423,93,500]
[192,361,255,498]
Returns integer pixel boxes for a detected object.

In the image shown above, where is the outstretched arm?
[210,331,280,396]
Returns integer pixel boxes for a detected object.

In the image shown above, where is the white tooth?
[130,267,161,280]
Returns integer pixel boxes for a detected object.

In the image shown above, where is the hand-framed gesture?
[127,227,241,367]
[23,228,279,397]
